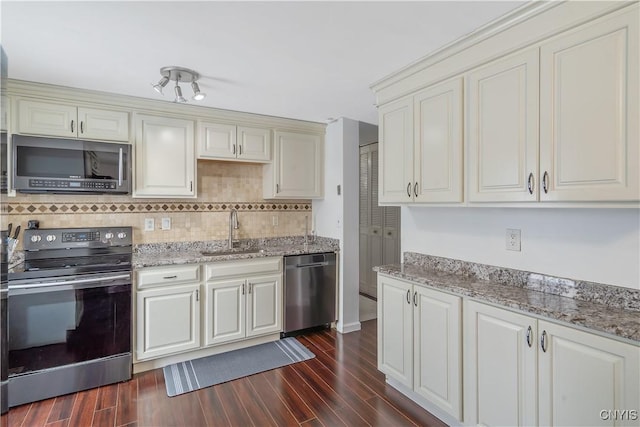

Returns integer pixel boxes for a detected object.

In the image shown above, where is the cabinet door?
[203,279,246,346]
[413,287,461,420]
[467,49,540,202]
[540,8,639,201]
[136,284,200,361]
[269,131,323,198]
[413,78,463,203]
[246,274,282,337]
[377,275,413,388]
[378,97,414,203]
[464,300,537,426]
[77,107,129,142]
[197,122,237,160]
[17,99,77,138]
[134,114,195,197]
[238,126,271,162]
[538,320,640,427]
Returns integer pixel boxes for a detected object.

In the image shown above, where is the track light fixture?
[152,66,206,103]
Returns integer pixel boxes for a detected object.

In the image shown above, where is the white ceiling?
[1,1,524,125]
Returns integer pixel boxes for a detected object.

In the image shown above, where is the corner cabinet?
[379,78,463,205]
[263,130,323,199]
[198,121,271,162]
[464,300,640,427]
[377,274,462,422]
[134,114,196,198]
[16,99,129,142]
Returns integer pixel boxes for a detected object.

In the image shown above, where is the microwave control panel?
[28,179,117,190]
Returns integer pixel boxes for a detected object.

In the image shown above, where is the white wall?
[313,118,362,333]
[402,207,640,289]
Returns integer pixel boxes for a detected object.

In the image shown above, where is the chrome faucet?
[228,209,239,249]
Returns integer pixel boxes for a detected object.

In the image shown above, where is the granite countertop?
[375,263,640,344]
[133,242,337,269]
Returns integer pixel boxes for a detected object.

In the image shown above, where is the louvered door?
[360,143,401,299]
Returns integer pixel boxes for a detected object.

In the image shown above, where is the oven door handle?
[9,273,131,294]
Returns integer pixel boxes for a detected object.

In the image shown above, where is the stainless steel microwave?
[12,134,131,194]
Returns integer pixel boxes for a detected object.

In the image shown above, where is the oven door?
[8,272,131,376]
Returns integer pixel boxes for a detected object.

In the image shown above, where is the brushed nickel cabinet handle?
[190,181,193,192]
[526,325,533,347]
[406,289,410,304]
[543,171,549,194]
[163,275,177,279]
[242,283,245,295]
[407,182,412,198]
[232,144,236,155]
[80,121,84,134]
[248,283,252,293]
[414,182,418,198]
[527,173,534,195]
[541,330,548,352]
[413,291,417,307]
[276,183,280,193]
[239,145,242,156]
[70,120,75,133]
[195,289,199,301]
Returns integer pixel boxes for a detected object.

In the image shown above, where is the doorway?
[359,143,400,320]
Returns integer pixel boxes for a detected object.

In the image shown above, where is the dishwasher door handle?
[295,262,329,268]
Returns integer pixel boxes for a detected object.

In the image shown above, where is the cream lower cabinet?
[204,258,282,346]
[135,265,201,361]
[378,274,462,421]
[464,300,640,427]
[134,114,195,198]
[263,130,323,199]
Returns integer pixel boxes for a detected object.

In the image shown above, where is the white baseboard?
[386,376,462,427]
[336,320,361,334]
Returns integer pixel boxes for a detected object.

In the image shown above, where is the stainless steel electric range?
[7,227,132,407]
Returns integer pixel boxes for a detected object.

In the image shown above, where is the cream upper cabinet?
[464,300,639,427]
[17,99,129,141]
[539,8,639,202]
[134,114,195,198]
[467,49,540,202]
[379,96,414,203]
[464,300,538,426]
[538,320,640,427]
[413,78,463,203]
[263,130,323,199]
[378,78,463,204]
[198,122,271,162]
[378,274,462,422]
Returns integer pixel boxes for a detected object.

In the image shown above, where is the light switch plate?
[144,218,155,231]
[161,217,171,230]
[506,228,521,251]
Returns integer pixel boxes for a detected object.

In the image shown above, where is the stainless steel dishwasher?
[283,252,337,335]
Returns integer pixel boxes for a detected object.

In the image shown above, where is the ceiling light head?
[154,66,206,103]
[191,81,206,101]
[152,76,170,95]
[174,83,187,103]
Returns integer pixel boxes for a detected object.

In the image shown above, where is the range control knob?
[30,235,42,243]
[46,235,56,242]
[117,232,127,239]
[104,232,114,239]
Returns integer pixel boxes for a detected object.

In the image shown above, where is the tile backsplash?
[6,160,312,248]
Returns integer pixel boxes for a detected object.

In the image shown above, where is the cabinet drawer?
[136,264,200,289]
[205,257,282,281]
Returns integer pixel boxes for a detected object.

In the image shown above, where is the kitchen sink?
[200,248,266,256]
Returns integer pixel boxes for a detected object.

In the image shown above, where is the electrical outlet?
[272,216,278,226]
[161,217,171,230]
[144,218,155,231]
[506,228,521,251]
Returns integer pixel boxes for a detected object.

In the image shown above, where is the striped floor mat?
[163,337,315,396]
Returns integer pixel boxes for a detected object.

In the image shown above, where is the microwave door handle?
[118,147,123,187]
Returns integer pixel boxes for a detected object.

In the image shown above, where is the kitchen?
[1,1,639,427]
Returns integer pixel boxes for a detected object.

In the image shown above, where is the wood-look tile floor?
[1,320,446,427]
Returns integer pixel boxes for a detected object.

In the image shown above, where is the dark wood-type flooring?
[2,320,446,427]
